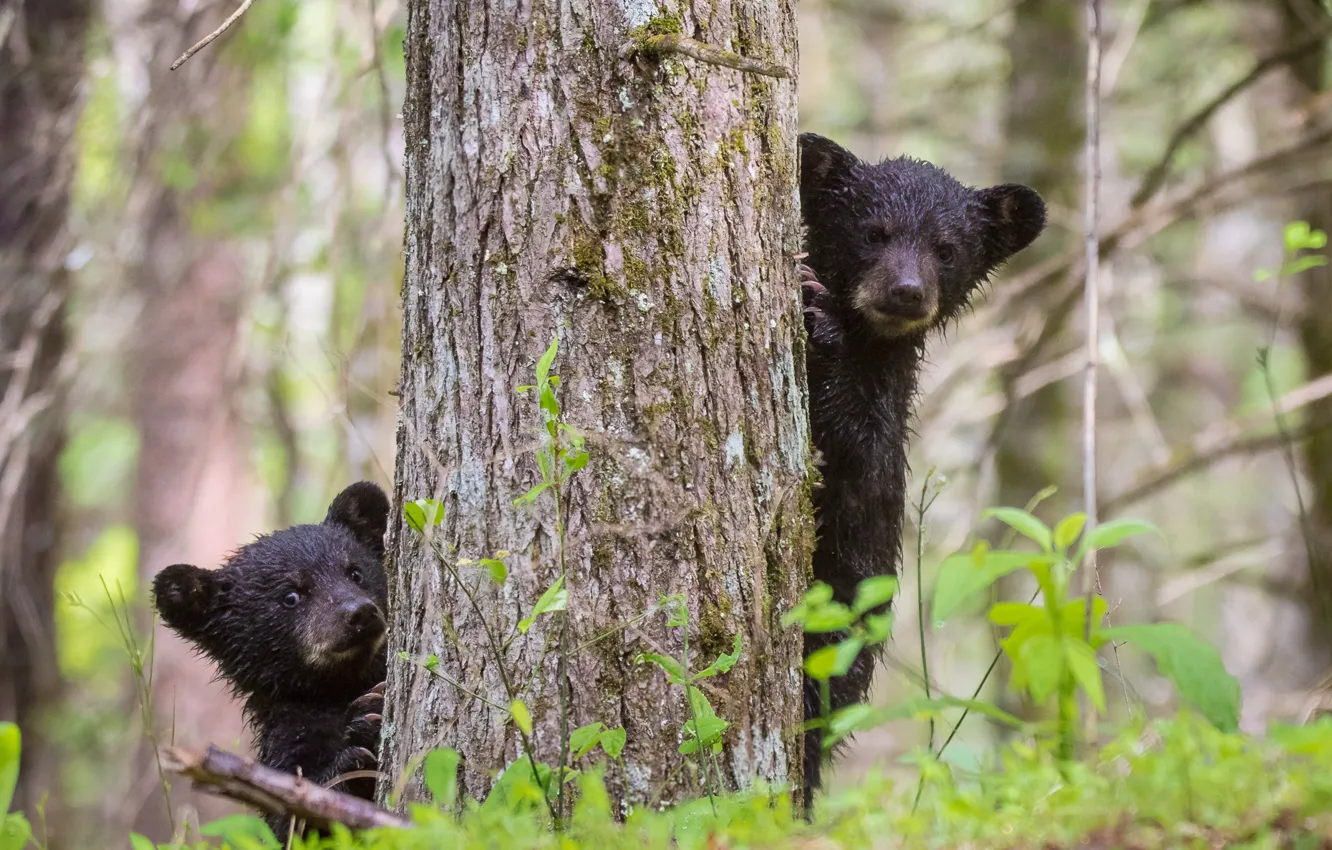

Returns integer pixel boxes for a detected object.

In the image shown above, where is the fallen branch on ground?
[163,745,411,832]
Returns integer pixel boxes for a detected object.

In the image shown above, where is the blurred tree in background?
[0,0,93,829]
[0,0,1330,841]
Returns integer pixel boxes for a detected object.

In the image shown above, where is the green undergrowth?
[120,715,1332,849]
[8,715,1332,850]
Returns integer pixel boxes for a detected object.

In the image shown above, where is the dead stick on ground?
[163,745,411,831]
[170,0,258,70]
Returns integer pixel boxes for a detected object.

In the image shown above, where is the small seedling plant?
[932,508,1241,757]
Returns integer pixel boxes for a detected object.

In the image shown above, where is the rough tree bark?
[383,0,808,811]
[0,0,91,826]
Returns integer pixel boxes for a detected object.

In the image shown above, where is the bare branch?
[162,746,410,832]
[170,0,258,70]
[1130,20,1332,208]
[625,34,790,79]
[1104,411,1332,516]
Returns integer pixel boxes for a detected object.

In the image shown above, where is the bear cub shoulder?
[152,481,391,831]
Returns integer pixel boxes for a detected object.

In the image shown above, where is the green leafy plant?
[934,508,1240,757]
[781,575,896,754]
[1,723,32,850]
[636,594,742,810]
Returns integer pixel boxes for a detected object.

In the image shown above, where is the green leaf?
[1053,513,1086,552]
[988,601,1045,627]
[570,723,605,760]
[1,814,32,850]
[424,653,440,672]
[831,637,864,676]
[863,612,894,643]
[679,686,729,753]
[511,700,533,736]
[563,449,590,478]
[513,481,551,508]
[129,833,155,850]
[693,633,742,681]
[1017,633,1063,704]
[1059,596,1108,640]
[404,498,445,533]
[480,558,508,585]
[518,576,567,633]
[828,696,1025,744]
[1284,220,1313,252]
[482,756,555,815]
[1064,638,1105,712]
[1254,267,1274,282]
[803,645,840,681]
[424,748,460,808]
[636,652,688,684]
[984,507,1053,551]
[199,814,280,849]
[1102,623,1241,731]
[0,723,18,817]
[933,548,1053,622]
[404,502,425,533]
[852,576,898,615]
[1283,255,1329,276]
[1075,519,1160,563]
[535,336,560,385]
[599,727,626,758]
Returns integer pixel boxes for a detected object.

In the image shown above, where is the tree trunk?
[1278,0,1332,647]
[0,0,91,826]
[988,0,1083,724]
[383,0,808,812]
[992,0,1082,519]
[120,0,259,835]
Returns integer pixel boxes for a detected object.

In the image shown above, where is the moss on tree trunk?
[383,0,808,813]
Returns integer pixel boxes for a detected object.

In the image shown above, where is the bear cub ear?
[799,133,862,197]
[153,564,221,638]
[324,481,390,557]
[978,183,1047,270]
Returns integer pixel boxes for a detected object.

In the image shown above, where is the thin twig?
[1080,0,1102,649]
[1104,412,1332,514]
[170,0,258,70]
[625,33,790,79]
[1129,18,1332,208]
[164,746,411,831]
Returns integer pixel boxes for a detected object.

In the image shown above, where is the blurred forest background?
[1,0,1330,845]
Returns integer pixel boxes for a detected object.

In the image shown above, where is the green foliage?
[0,723,30,850]
[928,506,1240,753]
[1253,220,1328,281]
[104,715,1332,848]
[782,577,897,752]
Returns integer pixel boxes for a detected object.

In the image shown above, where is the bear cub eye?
[349,568,363,585]
[937,244,957,264]
[282,591,301,608]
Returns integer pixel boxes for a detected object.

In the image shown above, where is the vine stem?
[1080,0,1102,641]
[1080,0,1104,750]
[427,536,557,822]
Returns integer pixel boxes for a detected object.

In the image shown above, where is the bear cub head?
[153,481,391,705]
[799,133,1046,340]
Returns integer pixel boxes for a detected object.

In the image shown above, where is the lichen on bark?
[383,0,808,813]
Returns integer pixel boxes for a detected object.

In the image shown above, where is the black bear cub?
[798,133,1046,794]
[152,481,390,836]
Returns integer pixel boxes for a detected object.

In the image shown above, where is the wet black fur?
[798,133,1046,797]
[152,481,391,836]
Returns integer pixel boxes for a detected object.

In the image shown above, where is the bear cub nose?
[884,277,926,316]
[343,599,385,637]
